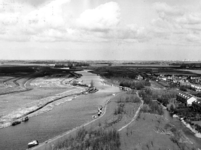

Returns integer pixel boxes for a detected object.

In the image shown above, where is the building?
[176,92,197,106]
[190,84,201,92]
[136,75,143,80]
[191,101,201,113]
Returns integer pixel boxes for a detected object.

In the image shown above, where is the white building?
[187,97,197,106]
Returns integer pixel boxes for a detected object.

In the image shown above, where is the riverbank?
[0,70,121,150]
[0,86,87,129]
[31,71,122,150]
[34,90,143,150]
[31,91,114,150]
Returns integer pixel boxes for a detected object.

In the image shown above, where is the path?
[32,94,114,150]
[118,91,144,132]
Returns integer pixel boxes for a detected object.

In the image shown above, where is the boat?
[11,120,21,126]
[22,116,29,122]
[92,115,97,119]
[27,140,39,148]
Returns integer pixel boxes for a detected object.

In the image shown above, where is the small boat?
[92,115,97,119]
[98,106,103,111]
[11,120,21,126]
[22,116,29,122]
[28,140,39,148]
[97,111,102,116]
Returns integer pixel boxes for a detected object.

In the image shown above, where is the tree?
[169,104,175,112]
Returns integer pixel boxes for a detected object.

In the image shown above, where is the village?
[115,70,201,137]
[150,73,201,134]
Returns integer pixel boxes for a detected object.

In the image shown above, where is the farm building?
[176,92,197,106]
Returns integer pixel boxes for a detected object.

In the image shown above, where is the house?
[190,84,201,92]
[187,97,198,106]
[176,92,197,106]
[191,101,201,113]
[136,75,143,80]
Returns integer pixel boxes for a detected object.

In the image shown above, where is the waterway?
[0,70,120,150]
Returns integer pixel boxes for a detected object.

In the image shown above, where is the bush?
[139,88,164,115]
[120,80,150,90]
[117,94,141,103]
[141,102,164,115]
[114,103,125,115]
[54,128,121,150]
[180,86,187,91]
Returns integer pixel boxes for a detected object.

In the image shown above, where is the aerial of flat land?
[1,62,201,150]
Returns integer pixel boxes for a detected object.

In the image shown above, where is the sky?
[0,0,201,61]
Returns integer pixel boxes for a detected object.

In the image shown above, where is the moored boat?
[11,120,21,126]
[27,140,39,148]
[22,116,29,122]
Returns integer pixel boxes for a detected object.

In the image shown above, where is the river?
[1,70,201,150]
[0,70,120,150]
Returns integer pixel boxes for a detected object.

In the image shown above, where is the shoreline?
[0,86,87,129]
[31,91,115,150]
[31,74,121,150]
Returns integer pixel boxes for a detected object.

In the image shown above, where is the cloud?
[154,2,184,18]
[0,1,158,43]
[23,0,71,29]
[75,2,150,43]
[150,2,201,44]
[76,2,120,32]
[10,0,51,7]
[0,0,73,41]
